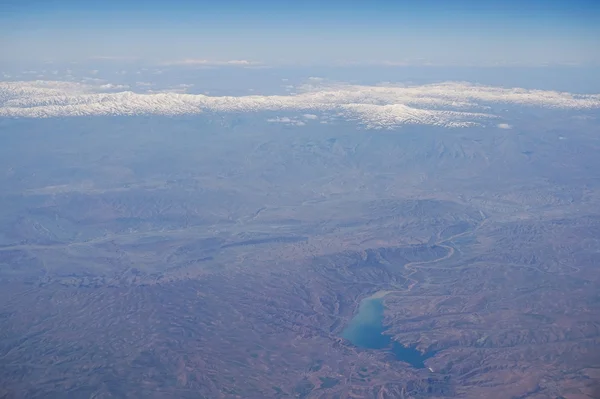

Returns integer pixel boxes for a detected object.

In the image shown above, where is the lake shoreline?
[342,290,434,369]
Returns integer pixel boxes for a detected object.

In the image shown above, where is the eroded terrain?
[1,113,600,398]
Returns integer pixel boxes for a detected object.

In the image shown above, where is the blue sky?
[1,0,600,66]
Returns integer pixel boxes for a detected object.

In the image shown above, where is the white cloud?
[497,123,512,129]
[303,114,318,120]
[89,56,138,61]
[161,59,261,67]
[267,116,306,127]
[99,83,130,90]
[267,117,293,123]
[0,80,598,129]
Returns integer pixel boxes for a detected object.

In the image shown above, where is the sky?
[1,0,600,66]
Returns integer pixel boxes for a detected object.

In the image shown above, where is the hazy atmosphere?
[2,0,600,65]
[1,1,600,398]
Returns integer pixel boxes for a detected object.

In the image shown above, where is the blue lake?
[342,293,433,368]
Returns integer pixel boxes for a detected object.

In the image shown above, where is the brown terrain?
[1,112,599,398]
